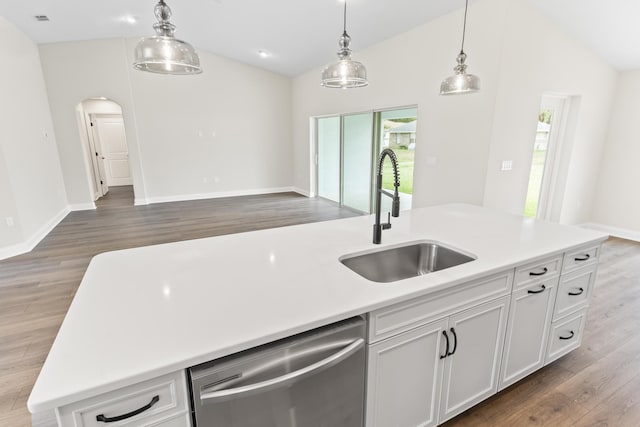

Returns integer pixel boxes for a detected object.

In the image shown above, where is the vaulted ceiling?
[1,0,638,77]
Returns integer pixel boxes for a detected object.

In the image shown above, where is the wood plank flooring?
[1,187,639,426]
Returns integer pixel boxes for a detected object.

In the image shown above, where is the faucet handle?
[382,212,392,230]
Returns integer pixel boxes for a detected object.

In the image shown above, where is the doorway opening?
[523,95,568,219]
[315,106,417,214]
[76,98,134,206]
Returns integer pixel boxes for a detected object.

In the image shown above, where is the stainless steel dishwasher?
[188,316,366,427]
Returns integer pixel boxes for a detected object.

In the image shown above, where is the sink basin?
[340,241,476,283]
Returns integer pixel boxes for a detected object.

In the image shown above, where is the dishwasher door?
[188,317,366,427]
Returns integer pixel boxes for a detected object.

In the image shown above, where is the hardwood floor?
[1,187,639,427]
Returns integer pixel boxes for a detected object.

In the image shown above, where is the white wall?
[292,0,617,224]
[39,38,292,206]
[292,0,508,207]
[590,71,640,235]
[483,0,617,225]
[0,16,68,259]
[39,39,146,206]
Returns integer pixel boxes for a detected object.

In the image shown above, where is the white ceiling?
[529,0,640,71]
[1,0,638,76]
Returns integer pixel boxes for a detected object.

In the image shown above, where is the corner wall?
[0,17,68,260]
[482,0,617,224]
[589,71,640,237]
[39,38,293,206]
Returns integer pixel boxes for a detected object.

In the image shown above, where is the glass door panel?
[317,116,341,203]
[342,113,374,213]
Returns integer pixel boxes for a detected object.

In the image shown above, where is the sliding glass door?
[315,107,416,214]
[342,113,373,213]
[317,116,341,203]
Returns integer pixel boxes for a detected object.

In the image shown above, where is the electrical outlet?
[5,217,14,227]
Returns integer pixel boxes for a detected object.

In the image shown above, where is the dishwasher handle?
[200,338,364,403]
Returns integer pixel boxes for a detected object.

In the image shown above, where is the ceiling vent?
[35,15,50,22]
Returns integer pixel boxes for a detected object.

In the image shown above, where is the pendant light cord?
[460,0,469,54]
[343,1,348,35]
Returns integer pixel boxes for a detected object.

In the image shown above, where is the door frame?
[536,94,569,220]
[84,112,109,198]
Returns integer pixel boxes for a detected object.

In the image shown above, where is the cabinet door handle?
[574,254,591,262]
[96,395,159,423]
[447,327,458,356]
[529,267,548,276]
[559,331,575,340]
[440,330,450,359]
[568,287,584,296]
[528,284,546,294]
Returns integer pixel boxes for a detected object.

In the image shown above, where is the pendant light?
[133,0,202,75]
[440,0,480,95]
[321,1,368,89]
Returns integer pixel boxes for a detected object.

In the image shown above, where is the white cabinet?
[56,371,191,427]
[438,297,509,423]
[499,277,558,390]
[367,319,447,427]
[366,272,513,427]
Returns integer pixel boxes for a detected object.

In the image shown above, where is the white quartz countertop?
[28,204,608,412]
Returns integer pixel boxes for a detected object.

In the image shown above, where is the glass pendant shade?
[321,2,368,89]
[133,1,202,75]
[440,52,480,95]
[321,37,368,89]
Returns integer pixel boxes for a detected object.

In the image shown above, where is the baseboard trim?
[145,187,296,204]
[69,202,96,211]
[134,198,149,206]
[292,187,313,198]
[580,223,640,243]
[0,206,70,261]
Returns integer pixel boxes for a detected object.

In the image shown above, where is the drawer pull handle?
[574,254,591,262]
[568,287,584,296]
[529,267,548,276]
[528,284,546,294]
[448,327,458,356]
[96,395,159,423]
[559,331,575,340]
[440,330,450,359]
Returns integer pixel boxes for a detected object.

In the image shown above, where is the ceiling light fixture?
[133,0,202,75]
[321,0,368,89]
[440,0,480,95]
[258,50,269,58]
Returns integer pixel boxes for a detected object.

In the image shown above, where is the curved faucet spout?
[373,149,401,244]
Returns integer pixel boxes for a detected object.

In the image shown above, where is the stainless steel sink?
[340,241,476,283]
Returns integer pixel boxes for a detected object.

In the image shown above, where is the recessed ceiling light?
[258,50,270,58]
[35,15,49,22]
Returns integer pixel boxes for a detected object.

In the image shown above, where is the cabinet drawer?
[56,371,190,427]
[554,265,597,320]
[368,270,513,343]
[514,255,562,290]
[562,245,600,274]
[545,309,587,365]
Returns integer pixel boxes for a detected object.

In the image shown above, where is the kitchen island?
[28,204,608,426]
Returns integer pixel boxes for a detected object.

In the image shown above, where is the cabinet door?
[438,297,509,424]
[366,319,448,427]
[499,279,558,390]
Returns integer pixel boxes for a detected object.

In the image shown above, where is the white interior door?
[93,114,133,186]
